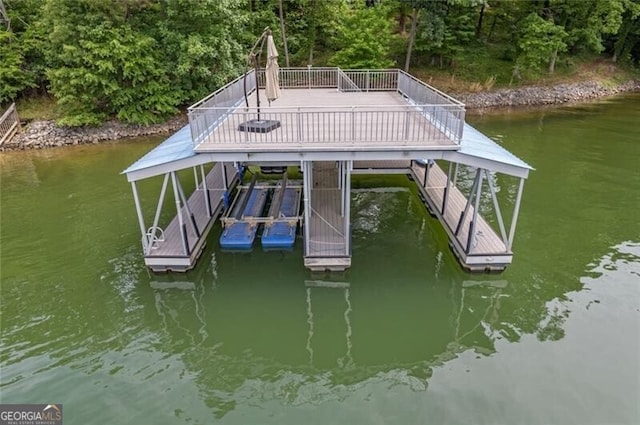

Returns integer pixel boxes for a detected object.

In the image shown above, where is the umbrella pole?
[237,27,280,134]
[254,53,261,121]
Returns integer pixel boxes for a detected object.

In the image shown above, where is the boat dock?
[123,67,532,273]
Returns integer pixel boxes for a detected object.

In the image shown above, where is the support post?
[467,169,484,253]
[344,160,352,256]
[422,160,430,188]
[130,181,148,252]
[193,167,200,190]
[442,161,453,214]
[453,162,459,186]
[200,165,212,217]
[171,172,190,256]
[507,178,525,250]
[303,161,312,256]
[175,173,200,238]
[484,169,508,246]
[146,173,170,255]
[340,161,345,216]
[455,169,480,236]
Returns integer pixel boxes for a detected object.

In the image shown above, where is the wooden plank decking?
[195,90,458,152]
[410,162,512,271]
[304,162,350,271]
[144,163,238,271]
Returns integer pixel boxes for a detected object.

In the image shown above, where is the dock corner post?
[507,177,526,251]
[344,160,352,256]
[130,181,148,252]
[302,160,312,256]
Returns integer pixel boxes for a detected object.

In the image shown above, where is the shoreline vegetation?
[2,76,638,152]
[3,1,640,151]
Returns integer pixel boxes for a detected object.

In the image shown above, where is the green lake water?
[1,95,639,424]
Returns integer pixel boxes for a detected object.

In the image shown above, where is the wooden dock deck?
[194,90,459,153]
[144,163,238,272]
[304,162,350,271]
[409,162,512,271]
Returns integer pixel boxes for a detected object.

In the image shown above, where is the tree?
[43,0,178,126]
[41,0,248,126]
[402,0,431,72]
[411,0,476,69]
[278,0,290,67]
[329,3,395,69]
[611,1,640,63]
[516,13,568,75]
[152,0,248,102]
[0,31,35,103]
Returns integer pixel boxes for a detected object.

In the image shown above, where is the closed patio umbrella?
[265,34,281,104]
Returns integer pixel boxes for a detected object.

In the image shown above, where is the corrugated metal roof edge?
[462,122,534,171]
[121,124,194,175]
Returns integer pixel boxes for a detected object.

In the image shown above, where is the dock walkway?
[145,163,238,271]
[304,162,351,271]
[410,162,512,271]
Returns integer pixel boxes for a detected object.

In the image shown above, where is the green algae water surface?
[1,94,639,424]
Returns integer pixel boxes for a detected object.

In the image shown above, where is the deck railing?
[188,67,465,147]
[0,103,20,146]
[189,71,256,145]
[397,70,465,141]
[190,105,461,146]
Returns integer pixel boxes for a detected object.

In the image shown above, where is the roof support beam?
[508,177,526,250]
[130,181,148,252]
[145,173,170,255]
[484,169,508,247]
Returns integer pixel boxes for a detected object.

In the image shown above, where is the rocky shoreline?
[2,79,639,151]
[456,79,640,109]
[1,114,188,151]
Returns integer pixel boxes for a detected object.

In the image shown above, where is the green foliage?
[516,13,568,74]
[2,0,640,124]
[43,0,247,126]
[329,4,395,69]
[0,31,35,103]
[154,0,248,100]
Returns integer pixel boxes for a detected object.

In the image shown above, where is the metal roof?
[123,122,533,182]
[443,122,533,179]
[122,124,214,182]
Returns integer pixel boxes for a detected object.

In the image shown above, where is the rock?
[457,79,640,110]
[3,114,188,151]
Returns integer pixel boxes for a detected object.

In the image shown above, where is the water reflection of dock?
[147,271,509,415]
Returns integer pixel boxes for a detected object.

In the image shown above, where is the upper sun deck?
[188,68,466,158]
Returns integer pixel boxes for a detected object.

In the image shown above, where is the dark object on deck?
[238,119,281,133]
[261,165,287,174]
